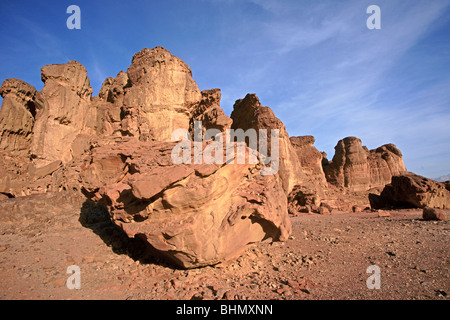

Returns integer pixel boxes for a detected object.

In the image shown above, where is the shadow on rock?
[79,199,173,267]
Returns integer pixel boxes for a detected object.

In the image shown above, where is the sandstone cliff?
[230,94,303,194]
[0,46,434,268]
[323,137,407,192]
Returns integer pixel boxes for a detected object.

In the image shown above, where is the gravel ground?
[0,192,448,300]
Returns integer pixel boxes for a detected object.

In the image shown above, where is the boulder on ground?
[423,207,447,221]
[370,173,450,210]
[81,137,292,268]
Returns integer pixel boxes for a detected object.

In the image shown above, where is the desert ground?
[0,192,448,300]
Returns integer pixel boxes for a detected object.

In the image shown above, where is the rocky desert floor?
[0,192,448,300]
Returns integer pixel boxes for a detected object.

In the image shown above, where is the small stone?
[53,278,66,288]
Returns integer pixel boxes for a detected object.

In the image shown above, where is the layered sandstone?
[121,47,202,141]
[230,94,303,194]
[323,137,406,192]
[30,61,94,165]
[80,137,291,268]
[0,79,40,153]
[189,88,232,137]
[370,173,450,210]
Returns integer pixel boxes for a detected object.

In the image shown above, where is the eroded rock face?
[121,47,202,141]
[0,79,40,153]
[370,173,450,209]
[189,88,232,136]
[230,94,302,194]
[81,137,291,268]
[290,136,327,187]
[0,149,62,197]
[324,137,406,192]
[0,47,234,200]
[31,61,94,165]
[367,144,407,188]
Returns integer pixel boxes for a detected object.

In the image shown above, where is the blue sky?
[1,0,449,179]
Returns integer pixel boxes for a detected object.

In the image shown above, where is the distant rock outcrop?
[434,174,450,183]
[323,137,406,192]
[370,173,450,210]
[230,94,303,194]
[290,135,327,187]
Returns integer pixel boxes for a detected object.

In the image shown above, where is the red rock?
[121,47,202,141]
[423,207,447,221]
[81,137,291,269]
[230,94,303,194]
[371,173,450,209]
[31,60,94,165]
[189,88,232,136]
[324,137,406,192]
[0,79,39,153]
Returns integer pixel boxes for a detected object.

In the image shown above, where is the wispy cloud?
[213,0,450,177]
[9,15,68,62]
[1,0,448,178]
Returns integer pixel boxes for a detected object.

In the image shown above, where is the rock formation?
[290,135,327,187]
[189,88,232,136]
[370,173,450,210]
[121,47,202,141]
[1,45,429,268]
[30,61,94,166]
[80,137,291,268]
[0,79,40,153]
[0,47,294,268]
[323,137,407,192]
[230,94,303,194]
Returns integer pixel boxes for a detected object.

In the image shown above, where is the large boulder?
[422,207,447,221]
[324,137,406,192]
[230,94,303,194]
[370,173,450,209]
[81,137,291,268]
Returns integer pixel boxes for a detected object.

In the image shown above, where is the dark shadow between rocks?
[79,198,176,268]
